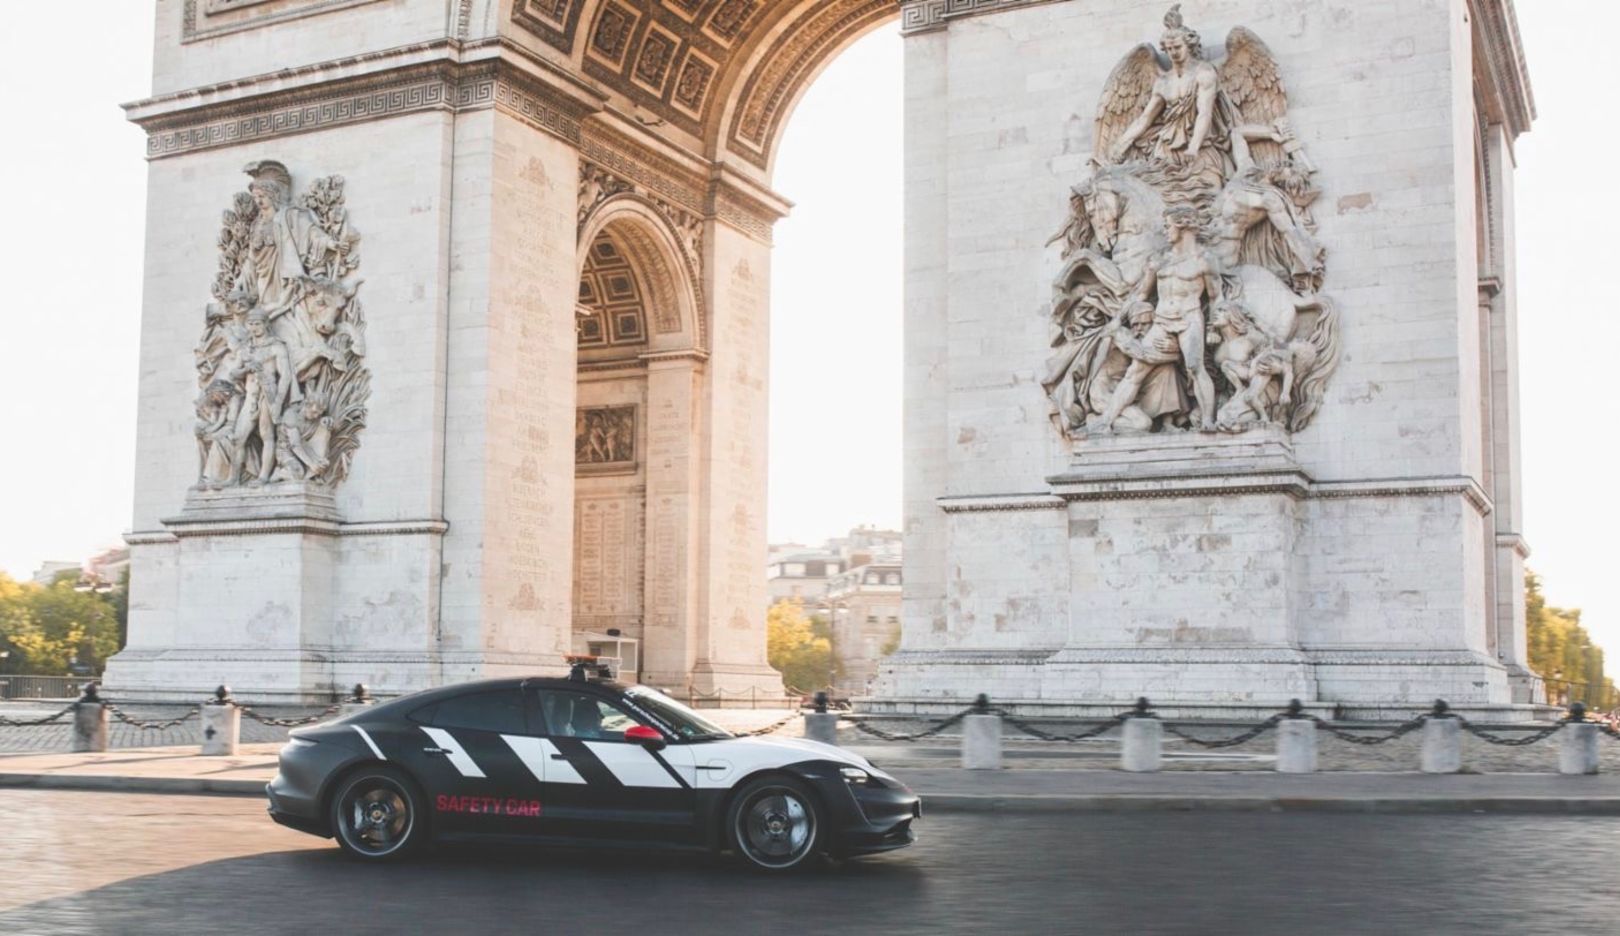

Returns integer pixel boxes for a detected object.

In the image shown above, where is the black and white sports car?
[266,671,920,871]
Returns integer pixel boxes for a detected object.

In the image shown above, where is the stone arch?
[577,192,706,353]
[553,1,899,175]
[706,0,897,173]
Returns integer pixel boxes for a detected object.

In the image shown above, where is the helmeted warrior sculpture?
[1043,5,1340,438]
[191,160,370,489]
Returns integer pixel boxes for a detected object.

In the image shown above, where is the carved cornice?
[132,53,602,159]
[936,493,1065,513]
[936,474,1498,512]
[1495,531,1532,559]
[1468,0,1535,140]
[159,518,450,539]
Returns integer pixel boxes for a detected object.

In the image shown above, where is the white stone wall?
[885,0,1516,708]
[150,0,486,96]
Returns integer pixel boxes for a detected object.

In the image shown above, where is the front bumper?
[813,769,921,857]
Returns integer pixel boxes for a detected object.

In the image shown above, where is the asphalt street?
[3,789,1616,935]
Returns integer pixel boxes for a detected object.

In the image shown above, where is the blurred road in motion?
[2,789,1614,935]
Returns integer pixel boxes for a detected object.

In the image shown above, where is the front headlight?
[840,766,871,785]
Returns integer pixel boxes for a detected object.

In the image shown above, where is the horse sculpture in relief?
[1043,4,1341,439]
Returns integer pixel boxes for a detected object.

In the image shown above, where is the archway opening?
[765,23,904,696]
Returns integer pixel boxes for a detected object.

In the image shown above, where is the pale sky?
[0,4,1612,676]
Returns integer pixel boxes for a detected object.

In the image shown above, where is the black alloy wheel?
[726,775,823,872]
[330,766,425,861]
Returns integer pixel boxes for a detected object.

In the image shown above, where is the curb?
[920,793,1620,815]
[6,772,1620,815]
[0,774,265,797]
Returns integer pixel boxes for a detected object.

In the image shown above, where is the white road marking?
[420,726,486,778]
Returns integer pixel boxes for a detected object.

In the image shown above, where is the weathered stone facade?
[878,0,1539,716]
[110,0,1536,715]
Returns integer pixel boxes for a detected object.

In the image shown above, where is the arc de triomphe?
[109,0,1540,716]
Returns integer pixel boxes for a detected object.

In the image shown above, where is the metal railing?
[0,675,84,700]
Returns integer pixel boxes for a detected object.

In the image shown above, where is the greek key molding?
[899,0,1069,36]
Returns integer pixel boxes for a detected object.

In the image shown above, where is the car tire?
[725,775,824,872]
[329,765,427,861]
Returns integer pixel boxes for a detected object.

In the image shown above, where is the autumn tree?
[766,599,836,693]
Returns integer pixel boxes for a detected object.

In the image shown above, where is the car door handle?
[550,754,569,761]
[422,747,448,755]
[698,764,728,771]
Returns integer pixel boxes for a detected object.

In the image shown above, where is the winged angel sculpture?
[1043,5,1340,438]
[191,160,370,490]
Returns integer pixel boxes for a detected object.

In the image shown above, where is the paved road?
[2,790,1616,935]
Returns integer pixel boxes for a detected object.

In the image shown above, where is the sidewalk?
[4,744,1618,814]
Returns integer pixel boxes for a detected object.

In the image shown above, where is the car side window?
[537,690,639,741]
[417,689,528,734]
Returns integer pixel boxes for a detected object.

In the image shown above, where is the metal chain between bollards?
[845,707,978,742]
[1456,717,1570,747]
[1161,713,1287,748]
[1304,714,1430,745]
[238,703,343,728]
[0,704,78,727]
[999,711,1131,742]
[105,704,201,731]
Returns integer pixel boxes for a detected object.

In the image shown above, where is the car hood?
[709,734,877,771]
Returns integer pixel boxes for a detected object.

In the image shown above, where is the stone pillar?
[1120,718,1162,773]
[1275,719,1318,773]
[685,213,784,696]
[960,714,1003,770]
[1559,723,1600,776]
[803,712,839,746]
[1421,718,1463,774]
[640,353,705,688]
[200,704,240,756]
[72,702,109,754]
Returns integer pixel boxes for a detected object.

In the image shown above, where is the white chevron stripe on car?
[420,726,486,778]
[582,741,681,788]
[352,725,385,760]
[501,735,585,784]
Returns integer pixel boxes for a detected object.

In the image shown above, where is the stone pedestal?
[1275,720,1318,773]
[960,714,1002,770]
[803,713,839,746]
[200,704,240,756]
[72,703,108,753]
[1421,719,1463,774]
[1120,718,1162,773]
[1559,724,1600,776]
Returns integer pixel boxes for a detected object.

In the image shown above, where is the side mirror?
[625,724,666,751]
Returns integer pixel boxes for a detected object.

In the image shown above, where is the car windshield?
[625,687,733,741]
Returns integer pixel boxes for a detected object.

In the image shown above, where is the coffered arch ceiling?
[510,0,899,173]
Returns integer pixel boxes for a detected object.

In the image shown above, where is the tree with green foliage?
[1526,570,1617,710]
[766,599,836,693]
[0,572,124,676]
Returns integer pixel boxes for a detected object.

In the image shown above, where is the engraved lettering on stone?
[1043,5,1341,439]
[193,160,369,489]
[575,405,636,465]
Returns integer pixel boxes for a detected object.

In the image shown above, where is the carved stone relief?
[576,405,637,468]
[578,163,704,271]
[1043,5,1340,439]
[192,160,369,490]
